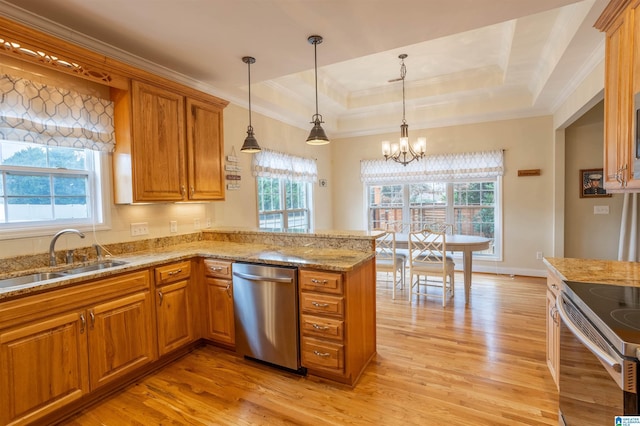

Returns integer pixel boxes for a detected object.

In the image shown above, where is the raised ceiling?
[0,0,608,138]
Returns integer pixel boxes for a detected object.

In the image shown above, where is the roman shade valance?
[0,73,115,152]
[252,148,318,183]
[360,149,504,184]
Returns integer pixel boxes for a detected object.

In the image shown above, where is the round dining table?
[444,234,492,303]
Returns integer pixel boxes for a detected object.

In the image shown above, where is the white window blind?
[361,150,504,184]
[252,148,317,183]
[0,73,115,152]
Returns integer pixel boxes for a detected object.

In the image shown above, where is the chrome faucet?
[49,229,85,266]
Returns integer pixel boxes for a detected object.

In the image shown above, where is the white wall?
[564,101,623,259]
[330,116,556,276]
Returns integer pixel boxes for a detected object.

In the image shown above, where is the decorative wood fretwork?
[0,34,124,87]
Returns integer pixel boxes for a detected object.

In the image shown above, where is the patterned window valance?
[361,150,504,184]
[252,148,318,183]
[0,73,115,152]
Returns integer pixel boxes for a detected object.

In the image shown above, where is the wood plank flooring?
[60,273,558,425]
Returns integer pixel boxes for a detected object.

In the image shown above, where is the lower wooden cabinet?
[299,258,376,385]
[546,268,561,388]
[0,311,89,426]
[154,261,194,355]
[0,270,154,426]
[202,259,235,346]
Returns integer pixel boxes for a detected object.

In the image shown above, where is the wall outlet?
[130,222,149,236]
[206,218,212,228]
[170,220,178,233]
[194,218,201,230]
[536,251,543,260]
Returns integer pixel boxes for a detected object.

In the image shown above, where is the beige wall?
[330,116,556,276]
[564,101,623,259]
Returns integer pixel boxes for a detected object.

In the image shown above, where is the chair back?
[375,229,396,262]
[408,229,447,271]
[423,222,453,235]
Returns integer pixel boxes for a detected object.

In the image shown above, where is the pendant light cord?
[401,56,407,125]
[247,59,252,128]
[313,39,319,119]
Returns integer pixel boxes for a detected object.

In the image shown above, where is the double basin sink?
[0,260,127,289]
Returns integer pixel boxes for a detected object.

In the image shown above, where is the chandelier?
[381,54,426,166]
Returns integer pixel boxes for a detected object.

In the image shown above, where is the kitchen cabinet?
[203,259,235,347]
[154,261,195,356]
[112,80,226,203]
[596,0,640,191]
[298,258,376,385]
[545,267,562,389]
[0,270,154,426]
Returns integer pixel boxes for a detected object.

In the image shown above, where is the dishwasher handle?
[233,270,294,284]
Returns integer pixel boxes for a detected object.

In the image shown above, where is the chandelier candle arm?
[381,54,425,166]
[241,56,261,153]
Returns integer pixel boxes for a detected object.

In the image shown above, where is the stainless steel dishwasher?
[232,262,305,374]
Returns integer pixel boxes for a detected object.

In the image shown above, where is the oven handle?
[557,293,622,373]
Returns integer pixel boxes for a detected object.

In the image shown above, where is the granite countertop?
[544,257,640,287]
[0,240,376,301]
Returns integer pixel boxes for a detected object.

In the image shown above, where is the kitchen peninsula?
[0,228,381,426]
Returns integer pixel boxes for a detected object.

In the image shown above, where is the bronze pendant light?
[241,56,261,153]
[306,35,330,145]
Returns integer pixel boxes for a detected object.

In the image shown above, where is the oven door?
[557,292,638,425]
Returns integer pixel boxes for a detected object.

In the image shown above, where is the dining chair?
[408,229,455,306]
[375,229,406,300]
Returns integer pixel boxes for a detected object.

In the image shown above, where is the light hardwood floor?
[61,273,558,425]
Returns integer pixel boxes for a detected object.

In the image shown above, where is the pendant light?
[306,35,330,145]
[240,56,261,153]
[381,54,426,166]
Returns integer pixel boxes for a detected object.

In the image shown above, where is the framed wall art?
[580,168,611,198]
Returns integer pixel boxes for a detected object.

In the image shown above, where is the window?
[257,177,311,232]
[367,180,500,258]
[362,150,503,259]
[253,149,317,233]
[0,73,114,236]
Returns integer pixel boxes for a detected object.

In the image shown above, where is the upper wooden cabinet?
[597,0,640,191]
[112,81,225,203]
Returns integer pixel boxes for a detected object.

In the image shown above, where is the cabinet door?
[0,311,89,426]
[604,13,631,189]
[132,80,186,201]
[87,291,156,390]
[546,288,559,388]
[204,277,235,346]
[156,280,194,355]
[186,98,225,200]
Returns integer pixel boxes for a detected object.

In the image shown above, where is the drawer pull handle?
[312,302,330,308]
[313,350,331,357]
[551,284,558,290]
[311,278,329,284]
[168,269,183,276]
[312,323,330,330]
[210,266,224,272]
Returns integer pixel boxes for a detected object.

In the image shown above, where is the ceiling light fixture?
[240,56,261,153]
[306,35,329,145]
[382,54,426,166]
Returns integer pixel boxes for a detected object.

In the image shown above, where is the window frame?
[366,177,502,261]
[0,148,112,239]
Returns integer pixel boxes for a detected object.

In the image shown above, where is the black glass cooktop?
[564,281,640,357]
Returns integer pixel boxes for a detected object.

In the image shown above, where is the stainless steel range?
[558,281,640,425]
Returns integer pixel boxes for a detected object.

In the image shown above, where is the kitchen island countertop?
[544,257,640,287]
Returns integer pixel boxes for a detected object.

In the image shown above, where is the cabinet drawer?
[299,269,343,295]
[300,293,344,317]
[301,336,344,372]
[301,314,344,341]
[155,261,191,286]
[203,259,232,279]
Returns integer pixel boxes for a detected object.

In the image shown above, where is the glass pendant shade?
[240,56,261,153]
[307,35,329,145]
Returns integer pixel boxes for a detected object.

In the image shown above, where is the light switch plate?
[594,205,609,215]
[170,220,178,233]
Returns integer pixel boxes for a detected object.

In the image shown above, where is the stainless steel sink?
[0,260,128,290]
[61,260,127,275]
[0,272,67,289]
